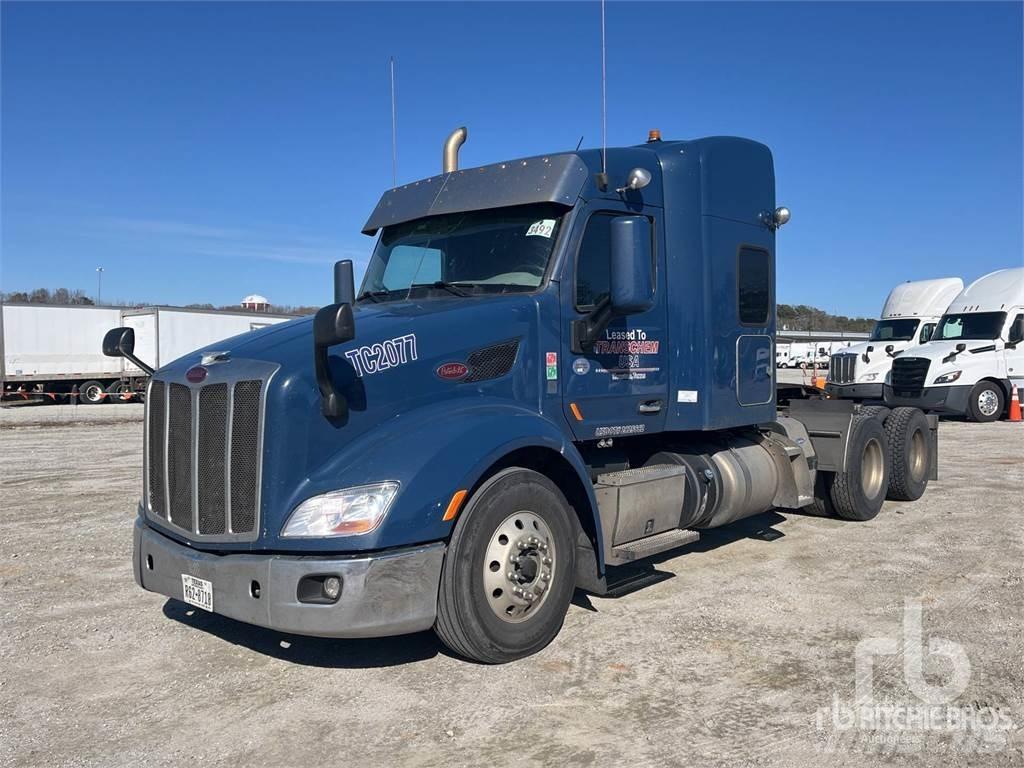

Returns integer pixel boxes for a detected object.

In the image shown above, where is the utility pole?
[96,267,104,305]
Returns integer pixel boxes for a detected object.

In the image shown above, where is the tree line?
[2,288,875,329]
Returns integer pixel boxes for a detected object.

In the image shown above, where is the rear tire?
[831,414,889,521]
[967,381,1003,422]
[78,380,106,405]
[434,468,576,664]
[106,380,135,403]
[884,407,931,501]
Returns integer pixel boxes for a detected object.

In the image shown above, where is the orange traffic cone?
[1010,384,1022,422]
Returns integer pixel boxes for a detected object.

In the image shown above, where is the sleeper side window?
[738,247,771,326]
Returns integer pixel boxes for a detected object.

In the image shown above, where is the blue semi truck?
[106,129,939,663]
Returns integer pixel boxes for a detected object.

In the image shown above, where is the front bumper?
[133,516,446,638]
[825,382,884,400]
[883,384,971,415]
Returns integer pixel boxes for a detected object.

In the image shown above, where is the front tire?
[435,468,576,664]
[967,381,1003,422]
[831,414,889,521]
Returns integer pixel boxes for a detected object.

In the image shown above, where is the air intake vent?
[465,340,520,383]
[147,381,166,518]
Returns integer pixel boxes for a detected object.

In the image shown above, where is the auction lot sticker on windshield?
[526,219,556,238]
[181,574,213,612]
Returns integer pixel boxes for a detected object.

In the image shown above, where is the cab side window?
[575,213,614,309]
[919,322,936,344]
[1009,314,1024,344]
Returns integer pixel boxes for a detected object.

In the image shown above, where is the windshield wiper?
[409,281,473,297]
[356,289,390,303]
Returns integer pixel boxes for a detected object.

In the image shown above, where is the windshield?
[870,318,920,341]
[934,311,1007,341]
[359,204,565,302]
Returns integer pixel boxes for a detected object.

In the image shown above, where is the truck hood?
[155,294,547,550]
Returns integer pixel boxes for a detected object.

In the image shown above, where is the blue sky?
[1,1,1021,315]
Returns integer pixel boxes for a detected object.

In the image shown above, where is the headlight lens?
[859,372,879,382]
[282,482,400,537]
[933,370,962,385]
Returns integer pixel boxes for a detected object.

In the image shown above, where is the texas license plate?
[181,574,213,612]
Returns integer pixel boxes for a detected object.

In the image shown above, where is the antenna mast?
[389,56,398,187]
[600,0,607,176]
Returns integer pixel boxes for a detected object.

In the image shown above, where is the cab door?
[1005,310,1024,380]
[559,204,669,440]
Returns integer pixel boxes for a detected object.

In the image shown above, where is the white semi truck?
[884,268,1024,422]
[1,304,294,404]
[825,278,963,400]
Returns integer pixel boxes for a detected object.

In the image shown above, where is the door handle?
[638,399,663,414]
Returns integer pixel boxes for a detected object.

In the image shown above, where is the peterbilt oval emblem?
[186,366,208,383]
[436,362,469,381]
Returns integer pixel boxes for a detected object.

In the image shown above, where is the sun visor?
[362,154,588,235]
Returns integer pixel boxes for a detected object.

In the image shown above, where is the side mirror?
[609,216,654,315]
[862,345,873,364]
[102,326,154,375]
[956,342,967,353]
[1008,317,1024,345]
[313,303,356,419]
[885,344,895,356]
[103,326,134,357]
[334,259,355,305]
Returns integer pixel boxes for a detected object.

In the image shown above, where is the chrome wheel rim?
[909,429,927,481]
[861,438,885,499]
[482,511,555,624]
[978,389,999,417]
[83,384,103,402]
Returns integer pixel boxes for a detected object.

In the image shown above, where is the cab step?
[610,528,700,563]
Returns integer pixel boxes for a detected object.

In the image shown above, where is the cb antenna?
[597,0,609,190]
[389,56,398,187]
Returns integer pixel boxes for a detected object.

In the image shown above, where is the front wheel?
[967,381,1003,422]
[434,468,576,664]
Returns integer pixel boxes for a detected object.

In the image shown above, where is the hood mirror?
[102,326,154,375]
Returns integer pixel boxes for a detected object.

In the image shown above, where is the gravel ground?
[0,403,143,428]
[1,417,1021,767]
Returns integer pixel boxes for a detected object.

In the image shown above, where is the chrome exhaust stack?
[443,127,467,173]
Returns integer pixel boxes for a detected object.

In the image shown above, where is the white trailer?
[1,304,294,404]
[119,307,292,375]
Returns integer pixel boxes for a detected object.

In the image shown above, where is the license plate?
[181,574,213,612]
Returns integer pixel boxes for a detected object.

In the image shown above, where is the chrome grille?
[146,375,265,540]
[167,384,193,530]
[197,384,228,534]
[829,354,857,384]
[891,357,930,394]
[229,380,262,535]
[147,381,166,517]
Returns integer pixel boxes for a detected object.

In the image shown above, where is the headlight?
[282,482,400,537]
[933,371,962,385]
[859,372,879,382]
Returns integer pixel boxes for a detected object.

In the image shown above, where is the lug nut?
[517,541,527,550]
[542,557,552,565]
[541,573,550,582]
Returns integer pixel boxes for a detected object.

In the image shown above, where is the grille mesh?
[829,354,856,384]
[465,340,519,383]
[197,384,228,534]
[147,381,166,517]
[892,357,930,393]
[167,384,193,530]
[230,380,262,534]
